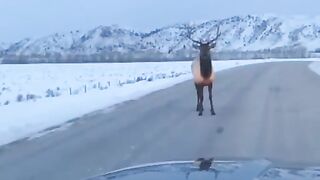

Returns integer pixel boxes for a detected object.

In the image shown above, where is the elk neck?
[199,52,212,79]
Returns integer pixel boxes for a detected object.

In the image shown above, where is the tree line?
[0,45,309,64]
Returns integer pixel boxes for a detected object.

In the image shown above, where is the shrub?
[46,89,55,97]
[16,94,24,102]
[136,76,143,82]
[4,101,9,105]
[26,94,36,100]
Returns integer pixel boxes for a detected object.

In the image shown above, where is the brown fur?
[191,58,215,86]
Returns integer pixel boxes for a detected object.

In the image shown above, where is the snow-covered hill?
[1,15,320,59]
[0,42,10,52]
[4,30,83,55]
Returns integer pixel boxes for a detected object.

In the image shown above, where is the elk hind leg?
[208,83,216,115]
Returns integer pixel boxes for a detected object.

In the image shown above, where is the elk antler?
[185,26,202,44]
[207,25,221,44]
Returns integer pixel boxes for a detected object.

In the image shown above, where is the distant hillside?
[1,15,319,63]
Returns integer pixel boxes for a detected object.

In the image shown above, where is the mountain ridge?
[1,15,319,62]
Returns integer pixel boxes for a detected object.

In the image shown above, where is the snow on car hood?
[87,160,320,180]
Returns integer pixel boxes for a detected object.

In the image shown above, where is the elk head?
[186,26,221,59]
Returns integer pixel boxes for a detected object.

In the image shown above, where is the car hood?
[87,160,320,180]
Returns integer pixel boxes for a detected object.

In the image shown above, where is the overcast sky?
[0,0,318,42]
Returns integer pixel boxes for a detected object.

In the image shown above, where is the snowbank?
[309,61,320,76]
[0,59,319,146]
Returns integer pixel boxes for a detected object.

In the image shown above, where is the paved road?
[1,62,320,180]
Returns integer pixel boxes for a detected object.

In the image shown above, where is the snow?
[0,59,320,146]
[308,61,320,76]
[260,167,320,180]
[0,42,11,50]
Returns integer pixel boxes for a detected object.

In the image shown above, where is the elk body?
[188,26,220,116]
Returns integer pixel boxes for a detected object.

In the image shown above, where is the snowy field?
[0,58,319,146]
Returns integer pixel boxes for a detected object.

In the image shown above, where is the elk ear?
[192,43,200,49]
[210,42,217,49]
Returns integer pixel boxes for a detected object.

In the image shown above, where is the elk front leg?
[195,83,200,111]
[198,85,204,116]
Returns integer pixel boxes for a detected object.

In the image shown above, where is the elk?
[187,26,221,116]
